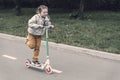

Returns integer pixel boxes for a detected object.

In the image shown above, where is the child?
[26,5,54,66]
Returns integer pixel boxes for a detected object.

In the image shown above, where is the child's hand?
[44,25,54,29]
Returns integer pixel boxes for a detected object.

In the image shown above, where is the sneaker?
[35,61,40,64]
[32,61,41,66]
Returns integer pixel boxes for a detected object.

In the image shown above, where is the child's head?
[36,5,48,17]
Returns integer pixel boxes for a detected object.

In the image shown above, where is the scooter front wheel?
[25,59,31,68]
[45,65,53,74]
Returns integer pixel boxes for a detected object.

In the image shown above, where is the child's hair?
[36,5,48,14]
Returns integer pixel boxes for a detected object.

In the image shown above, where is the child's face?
[40,9,48,17]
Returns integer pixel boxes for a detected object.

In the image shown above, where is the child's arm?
[28,15,43,28]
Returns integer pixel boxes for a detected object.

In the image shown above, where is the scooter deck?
[28,63,44,70]
[25,59,62,74]
[29,64,63,74]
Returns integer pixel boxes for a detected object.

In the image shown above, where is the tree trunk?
[14,0,22,16]
[77,0,85,19]
[70,0,85,19]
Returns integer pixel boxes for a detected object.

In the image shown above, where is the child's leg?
[26,33,35,49]
[32,36,42,61]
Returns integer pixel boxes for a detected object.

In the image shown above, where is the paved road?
[0,37,120,80]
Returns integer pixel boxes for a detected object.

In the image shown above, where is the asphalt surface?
[0,37,120,80]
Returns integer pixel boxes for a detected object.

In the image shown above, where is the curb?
[0,33,120,61]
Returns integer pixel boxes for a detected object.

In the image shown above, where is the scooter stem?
[46,28,49,57]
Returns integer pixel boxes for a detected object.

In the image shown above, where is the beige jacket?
[28,14,51,35]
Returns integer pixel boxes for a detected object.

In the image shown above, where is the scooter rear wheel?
[25,59,31,68]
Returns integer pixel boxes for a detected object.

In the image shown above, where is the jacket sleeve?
[28,15,40,28]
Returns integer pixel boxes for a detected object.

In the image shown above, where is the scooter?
[25,26,62,74]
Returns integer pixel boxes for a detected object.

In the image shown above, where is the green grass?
[0,8,120,54]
